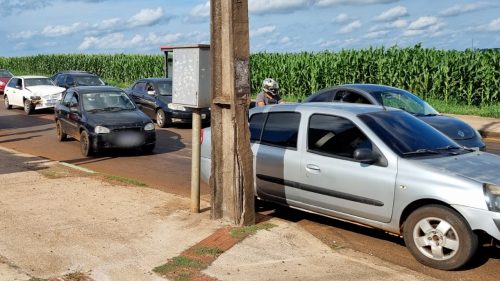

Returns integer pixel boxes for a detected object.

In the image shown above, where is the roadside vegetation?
[1,45,498,117]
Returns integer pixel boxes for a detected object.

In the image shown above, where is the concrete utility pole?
[210,0,255,225]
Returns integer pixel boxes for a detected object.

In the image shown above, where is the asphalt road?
[1,104,499,280]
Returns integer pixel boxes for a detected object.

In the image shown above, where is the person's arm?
[255,93,266,107]
[257,101,266,107]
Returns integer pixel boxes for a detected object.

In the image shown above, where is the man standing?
[256,78,284,107]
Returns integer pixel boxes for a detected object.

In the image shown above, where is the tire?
[24,99,34,115]
[4,95,12,109]
[56,120,67,141]
[156,109,170,128]
[403,205,478,270]
[80,130,94,157]
[141,143,155,154]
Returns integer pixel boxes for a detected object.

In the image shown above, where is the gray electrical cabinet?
[160,44,211,108]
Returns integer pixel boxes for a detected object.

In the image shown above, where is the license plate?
[115,132,143,147]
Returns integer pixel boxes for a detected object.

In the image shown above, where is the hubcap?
[413,217,459,261]
[157,111,164,126]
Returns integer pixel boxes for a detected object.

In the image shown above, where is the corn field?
[1,46,499,106]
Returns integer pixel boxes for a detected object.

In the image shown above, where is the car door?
[140,82,158,118]
[58,91,80,138]
[298,113,397,223]
[4,78,18,106]
[253,111,303,204]
[11,78,25,106]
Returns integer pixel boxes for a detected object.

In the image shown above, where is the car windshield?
[369,88,439,116]
[82,92,136,112]
[75,76,105,86]
[156,81,172,96]
[0,70,13,77]
[359,111,467,158]
[24,78,55,87]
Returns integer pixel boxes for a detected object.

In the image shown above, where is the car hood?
[26,85,65,96]
[86,110,150,127]
[419,115,476,140]
[419,152,500,185]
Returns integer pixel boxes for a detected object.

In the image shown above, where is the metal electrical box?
[160,44,211,108]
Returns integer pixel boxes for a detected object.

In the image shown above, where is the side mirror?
[353,148,378,164]
[147,90,155,96]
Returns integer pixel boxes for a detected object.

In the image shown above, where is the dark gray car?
[304,84,485,150]
[200,103,500,270]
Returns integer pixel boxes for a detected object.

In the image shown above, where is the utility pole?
[210,0,255,225]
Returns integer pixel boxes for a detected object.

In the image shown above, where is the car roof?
[250,102,397,118]
[138,78,172,82]
[14,76,49,79]
[327,84,405,93]
[71,86,122,93]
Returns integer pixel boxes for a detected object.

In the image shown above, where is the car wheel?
[80,130,94,157]
[4,95,12,109]
[142,143,155,154]
[24,99,34,115]
[156,109,170,128]
[56,120,67,141]
[403,205,478,270]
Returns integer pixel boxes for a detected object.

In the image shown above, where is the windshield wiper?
[102,107,125,111]
[403,149,440,156]
[436,145,461,151]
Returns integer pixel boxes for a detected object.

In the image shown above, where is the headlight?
[94,126,110,134]
[168,103,186,111]
[144,123,155,131]
[484,184,500,212]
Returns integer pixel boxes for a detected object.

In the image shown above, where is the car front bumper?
[454,205,500,241]
[169,110,211,123]
[91,130,156,150]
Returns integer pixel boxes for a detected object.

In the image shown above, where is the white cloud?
[127,7,164,28]
[334,13,350,23]
[315,0,398,7]
[10,30,37,40]
[315,38,341,48]
[190,1,210,17]
[408,16,440,30]
[250,0,310,14]
[42,22,88,37]
[374,6,408,22]
[486,17,500,31]
[250,26,277,37]
[390,19,408,28]
[78,31,185,51]
[363,30,389,39]
[94,18,122,30]
[338,20,362,34]
[440,2,497,17]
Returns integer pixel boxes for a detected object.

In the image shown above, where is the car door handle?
[306,164,321,173]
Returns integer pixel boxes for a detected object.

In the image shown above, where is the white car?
[4,76,65,114]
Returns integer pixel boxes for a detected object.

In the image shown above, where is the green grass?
[230,222,277,240]
[174,273,192,281]
[153,256,204,275]
[102,175,147,187]
[192,246,224,257]
[427,98,500,118]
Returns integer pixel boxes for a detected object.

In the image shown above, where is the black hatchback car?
[55,86,156,156]
[304,84,485,150]
[125,78,210,127]
[51,71,106,89]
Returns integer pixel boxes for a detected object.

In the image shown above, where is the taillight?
[200,128,204,144]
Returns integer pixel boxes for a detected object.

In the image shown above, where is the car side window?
[260,112,301,149]
[17,79,23,89]
[66,76,74,85]
[70,94,79,108]
[7,78,17,88]
[55,75,65,85]
[312,90,336,102]
[334,91,370,104]
[249,113,266,142]
[308,114,372,160]
[133,82,146,93]
[62,92,74,106]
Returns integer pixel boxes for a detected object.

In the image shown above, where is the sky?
[1,0,499,56]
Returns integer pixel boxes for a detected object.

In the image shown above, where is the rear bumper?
[169,109,211,123]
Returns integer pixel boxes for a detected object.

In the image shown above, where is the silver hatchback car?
[200,103,500,270]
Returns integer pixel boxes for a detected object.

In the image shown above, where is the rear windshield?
[24,78,55,87]
[75,75,105,86]
[0,70,13,77]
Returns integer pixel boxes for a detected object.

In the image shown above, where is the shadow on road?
[0,148,50,175]
[0,114,53,130]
